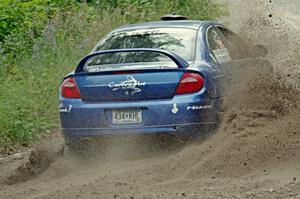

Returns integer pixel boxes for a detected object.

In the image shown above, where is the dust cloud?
[0,0,299,198]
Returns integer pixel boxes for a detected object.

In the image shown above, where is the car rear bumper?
[62,122,217,144]
[62,122,215,135]
[60,93,220,140]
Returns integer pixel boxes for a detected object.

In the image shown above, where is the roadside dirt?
[0,0,299,198]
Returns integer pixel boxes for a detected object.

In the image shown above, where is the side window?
[217,27,251,59]
[207,27,232,63]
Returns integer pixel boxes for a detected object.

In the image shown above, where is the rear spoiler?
[75,48,189,73]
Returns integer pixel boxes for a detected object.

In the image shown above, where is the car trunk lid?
[75,70,184,102]
[72,49,189,102]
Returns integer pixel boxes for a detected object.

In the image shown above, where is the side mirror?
[252,44,268,57]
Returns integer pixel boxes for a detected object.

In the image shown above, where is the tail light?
[176,72,204,94]
[61,77,81,98]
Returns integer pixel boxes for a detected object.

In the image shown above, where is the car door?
[206,26,233,96]
[208,25,272,95]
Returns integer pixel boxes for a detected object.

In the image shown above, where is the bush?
[0,0,77,54]
[0,0,223,146]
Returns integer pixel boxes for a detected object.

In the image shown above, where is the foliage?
[0,0,223,145]
[0,0,76,53]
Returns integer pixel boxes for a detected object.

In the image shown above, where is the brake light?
[176,72,204,94]
[61,77,81,98]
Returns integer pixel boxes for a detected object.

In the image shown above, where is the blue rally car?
[59,15,268,148]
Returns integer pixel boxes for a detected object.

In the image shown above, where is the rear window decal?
[212,48,232,63]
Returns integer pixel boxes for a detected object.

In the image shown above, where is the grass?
[0,0,224,146]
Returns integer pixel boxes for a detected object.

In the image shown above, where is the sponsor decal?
[212,48,232,63]
[60,105,72,113]
[108,75,146,95]
[171,103,179,114]
[187,104,212,110]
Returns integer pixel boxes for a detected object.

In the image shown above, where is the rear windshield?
[94,28,197,61]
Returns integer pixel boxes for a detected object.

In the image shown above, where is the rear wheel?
[63,136,107,158]
[188,123,218,141]
[63,138,86,158]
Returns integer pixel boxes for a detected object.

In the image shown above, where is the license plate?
[112,108,142,124]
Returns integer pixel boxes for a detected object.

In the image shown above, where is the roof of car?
[111,20,208,33]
